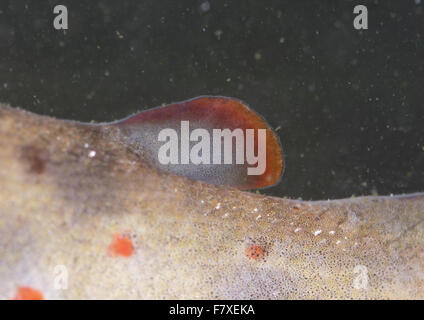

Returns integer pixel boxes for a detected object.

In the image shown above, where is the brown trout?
[0,98,422,299]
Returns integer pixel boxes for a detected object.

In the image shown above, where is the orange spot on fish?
[245,245,265,260]
[13,286,44,300]
[108,234,134,257]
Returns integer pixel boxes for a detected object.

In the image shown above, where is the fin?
[111,96,283,190]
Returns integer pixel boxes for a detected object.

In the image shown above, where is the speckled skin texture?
[0,104,423,299]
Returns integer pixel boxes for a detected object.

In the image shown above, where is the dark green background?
[0,0,423,199]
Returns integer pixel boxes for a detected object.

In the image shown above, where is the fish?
[0,97,422,299]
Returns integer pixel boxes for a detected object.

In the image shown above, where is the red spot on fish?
[13,286,44,300]
[108,234,134,257]
[245,245,265,260]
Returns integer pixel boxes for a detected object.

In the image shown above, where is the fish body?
[0,102,423,299]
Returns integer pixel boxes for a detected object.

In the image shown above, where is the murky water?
[0,1,422,199]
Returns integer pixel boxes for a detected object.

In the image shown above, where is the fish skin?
[0,104,423,299]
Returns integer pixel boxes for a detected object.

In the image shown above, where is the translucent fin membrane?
[112,96,283,190]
